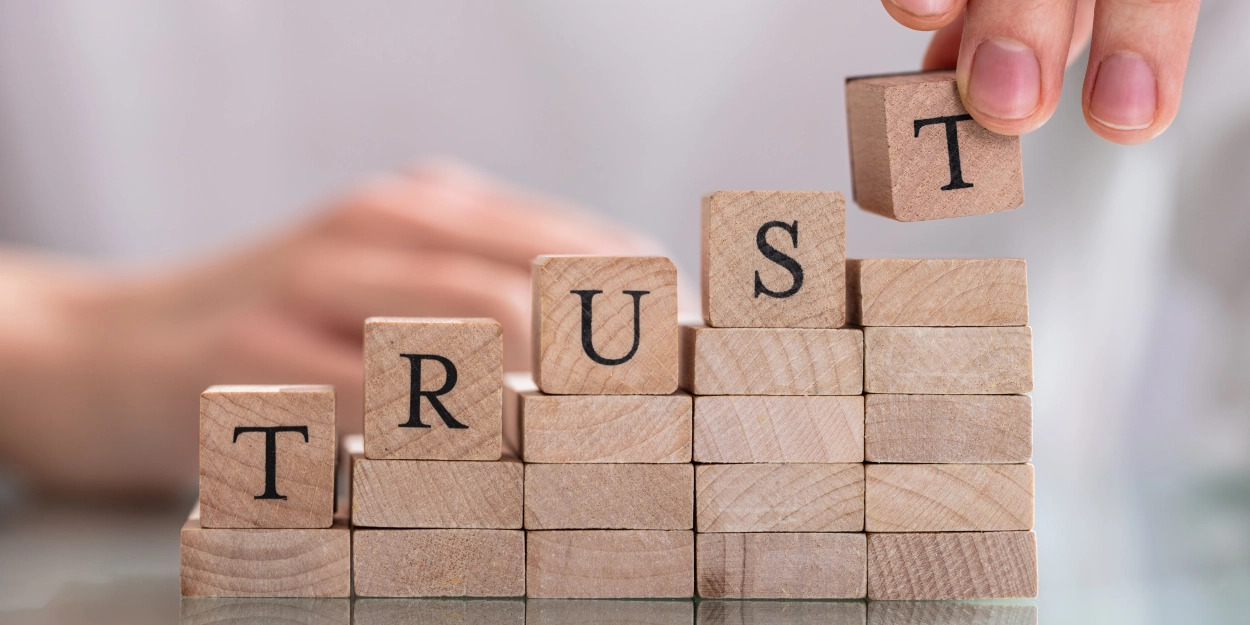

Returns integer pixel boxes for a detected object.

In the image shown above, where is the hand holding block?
[696,464,864,532]
[846,71,1024,221]
[866,464,1034,532]
[848,258,1028,326]
[199,385,335,529]
[864,327,1033,394]
[702,191,847,328]
[681,326,863,395]
[694,395,864,463]
[353,529,525,597]
[526,530,694,598]
[867,531,1038,599]
[364,317,502,460]
[866,394,1032,463]
[532,256,678,395]
[697,533,867,599]
[524,464,694,529]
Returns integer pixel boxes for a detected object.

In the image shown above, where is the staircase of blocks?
[181,70,1036,601]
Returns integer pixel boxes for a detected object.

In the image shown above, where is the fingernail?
[889,0,952,17]
[1089,52,1157,131]
[968,38,1041,120]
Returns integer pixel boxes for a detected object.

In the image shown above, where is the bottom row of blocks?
[182,508,1038,600]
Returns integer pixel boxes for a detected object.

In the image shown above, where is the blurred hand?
[0,162,655,495]
[882,0,1200,144]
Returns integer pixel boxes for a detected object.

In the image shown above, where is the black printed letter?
[570,289,648,366]
[913,114,975,191]
[232,425,309,500]
[398,354,467,429]
[754,220,804,299]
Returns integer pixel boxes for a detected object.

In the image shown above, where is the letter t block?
[199,385,336,529]
[532,255,678,395]
[364,317,503,460]
[846,71,1024,221]
[702,190,847,328]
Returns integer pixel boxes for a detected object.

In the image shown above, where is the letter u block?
[364,317,503,460]
[199,385,336,528]
[702,190,847,328]
[846,71,1024,221]
[532,255,678,395]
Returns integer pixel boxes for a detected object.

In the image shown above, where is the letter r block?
[846,71,1024,221]
[532,255,678,395]
[199,385,336,529]
[702,190,847,328]
[364,317,503,460]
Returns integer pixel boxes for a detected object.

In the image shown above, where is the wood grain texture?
[364,317,503,460]
[696,533,867,599]
[697,600,866,625]
[696,464,864,532]
[525,530,694,598]
[866,394,1032,463]
[867,531,1038,599]
[501,372,534,459]
[352,529,525,597]
[532,255,678,395]
[520,390,692,463]
[846,71,1024,222]
[351,457,523,528]
[866,464,1034,532]
[524,463,693,529]
[180,598,350,625]
[180,506,350,597]
[527,600,692,625]
[352,599,524,625]
[199,385,336,529]
[680,325,863,395]
[701,190,847,328]
[866,601,1038,625]
[864,327,1032,394]
[847,258,1028,326]
[693,395,864,463]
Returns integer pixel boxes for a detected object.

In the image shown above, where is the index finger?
[881,0,968,31]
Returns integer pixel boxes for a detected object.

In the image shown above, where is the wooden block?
[528,600,692,625]
[680,325,863,395]
[526,530,694,598]
[520,391,692,463]
[181,598,350,625]
[866,601,1038,625]
[180,505,350,597]
[866,464,1034,532]
[351,457,523,529]
[866,394,1032,463]
[846,71,1024,222]
[532,255,679,395]
[696,464,863,532]
[501,372,534,459]
[693,395,863,463]
[701,190,847,329]
[696,533,867,599]
[199,385,336,529]
[698,601,866,625]
[847,258,1028,326]
[353,529,525,597]
[867,531,1038,599]
[524,464,693,529]
[352,599,524,625]
[864,327,1032,394]
[364,317,502,460]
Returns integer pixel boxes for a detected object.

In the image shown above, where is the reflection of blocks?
[198,385,336,529]
[526,530,695,598]
[532,255,678,395]
[847,71,1024,221]
[702,190,847,328]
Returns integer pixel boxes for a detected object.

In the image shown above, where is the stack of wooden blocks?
[180,70,1038,602]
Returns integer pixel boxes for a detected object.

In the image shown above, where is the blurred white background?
[0,1,1248,622]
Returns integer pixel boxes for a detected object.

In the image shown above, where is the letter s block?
[364,317,503,460]
[702,190,846,328]
[846,71,1024,221]
[199,385,336,529]
[532,255,678,395]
